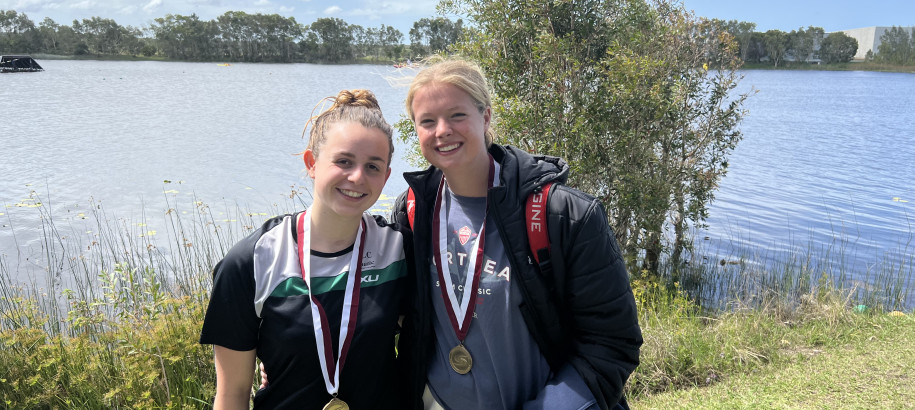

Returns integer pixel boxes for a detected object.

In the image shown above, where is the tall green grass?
[627,232,914,397]
[1,191,912,407]
[0,190,307,408]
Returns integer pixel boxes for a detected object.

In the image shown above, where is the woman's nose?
[347,167,364,183]
[435,120,451,137]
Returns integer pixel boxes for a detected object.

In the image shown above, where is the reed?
[626,228,914,397]
[1,191,912,406]
[0,190,306,407]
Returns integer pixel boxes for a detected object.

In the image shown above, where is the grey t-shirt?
[426,187,551,409]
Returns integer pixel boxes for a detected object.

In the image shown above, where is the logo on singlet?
[458,226,472,245]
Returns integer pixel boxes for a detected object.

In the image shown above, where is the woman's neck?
[442,153,491,198]
[307,205,361,253]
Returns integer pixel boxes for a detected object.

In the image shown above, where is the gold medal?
[323,397,349,410]
[449,344,473,374]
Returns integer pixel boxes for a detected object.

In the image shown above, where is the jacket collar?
[402,144,569,206]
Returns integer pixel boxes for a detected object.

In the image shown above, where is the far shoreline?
[740,61,915,74]
[28,53,396,66]
[20,53,915,74]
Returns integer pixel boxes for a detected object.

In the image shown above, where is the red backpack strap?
[526,182,553,264]
[407,187,416,229]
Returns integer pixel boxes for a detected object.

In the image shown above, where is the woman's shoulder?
[363,213,413,246]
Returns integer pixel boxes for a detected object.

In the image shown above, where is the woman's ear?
[303,150,317,179]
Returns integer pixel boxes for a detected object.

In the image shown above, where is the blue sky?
[681,0,915,33]
[2,0,912,35]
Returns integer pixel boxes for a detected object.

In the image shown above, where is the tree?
[818,31,857,63]
[379,25,404,59]
[150,14,217,60]
[406,0,749,273]
[305,17,354,62]
[73,17,132,56]
[788,26,822,63]
[352,25,375,59]
[0,9,39,52]
[712,19,756,62]
[213,12,302,62]
[763,29,789,66]
[877,26,913,65]
[409,17,463,57]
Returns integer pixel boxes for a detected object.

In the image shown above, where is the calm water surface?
[2,61,914,304]
[2,60,415,276]
[703,70,915,267]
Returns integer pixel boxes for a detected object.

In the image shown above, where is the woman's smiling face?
[305,122,391,220]
[411,82,491,175]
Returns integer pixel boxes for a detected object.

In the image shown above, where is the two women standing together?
[201,58,643,410]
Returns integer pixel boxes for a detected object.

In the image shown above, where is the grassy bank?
[1,197,913,408]
[741,61,915,73]
[631,309,915,408]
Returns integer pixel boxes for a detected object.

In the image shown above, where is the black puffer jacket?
[393,144,642,410]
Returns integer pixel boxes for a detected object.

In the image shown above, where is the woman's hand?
[259,361,269,389]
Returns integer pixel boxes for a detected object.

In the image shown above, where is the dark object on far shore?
[1,55,44,73]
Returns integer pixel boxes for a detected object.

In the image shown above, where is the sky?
[2,0,913,36]
[681,0,914,33]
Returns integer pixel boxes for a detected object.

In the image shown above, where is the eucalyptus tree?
[352,25,375,59]
[763,29,789,66]
[0,9,39,52]
[788,26,823,63]
[409,0,750,273]
[304,17,354,62]
[151,14,218,60]
[37,17,61,52]
[254,13,303,62]
[818,31,857,63]
[877,26,914,65]
[712,19,756,62]
[216,11,254,61]
[379,24,405,59]
[213,12,302,62]
[72,17,134,56]
[409,17,463,56]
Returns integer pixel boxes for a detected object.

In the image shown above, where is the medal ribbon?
[432,155,495,341]
[296,210,366,396]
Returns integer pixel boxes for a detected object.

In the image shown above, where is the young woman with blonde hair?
[394,58,642,410]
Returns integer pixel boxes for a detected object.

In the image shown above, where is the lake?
[2,61,913,305]
[701,70,914,282]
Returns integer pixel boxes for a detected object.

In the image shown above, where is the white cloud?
[323,5,341,15]
[279,6,294,13]
[69,0,95,10]
[143,0,163,13]
[348,1,435,17]
[10,0,50,8]
[254,0,271,6]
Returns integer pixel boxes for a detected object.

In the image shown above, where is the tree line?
[712,19,915,67]
[0,9,463,63]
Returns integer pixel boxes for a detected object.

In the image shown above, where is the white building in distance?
[833,26,915,61]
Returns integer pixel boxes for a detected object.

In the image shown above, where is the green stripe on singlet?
[270,260,407,298]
